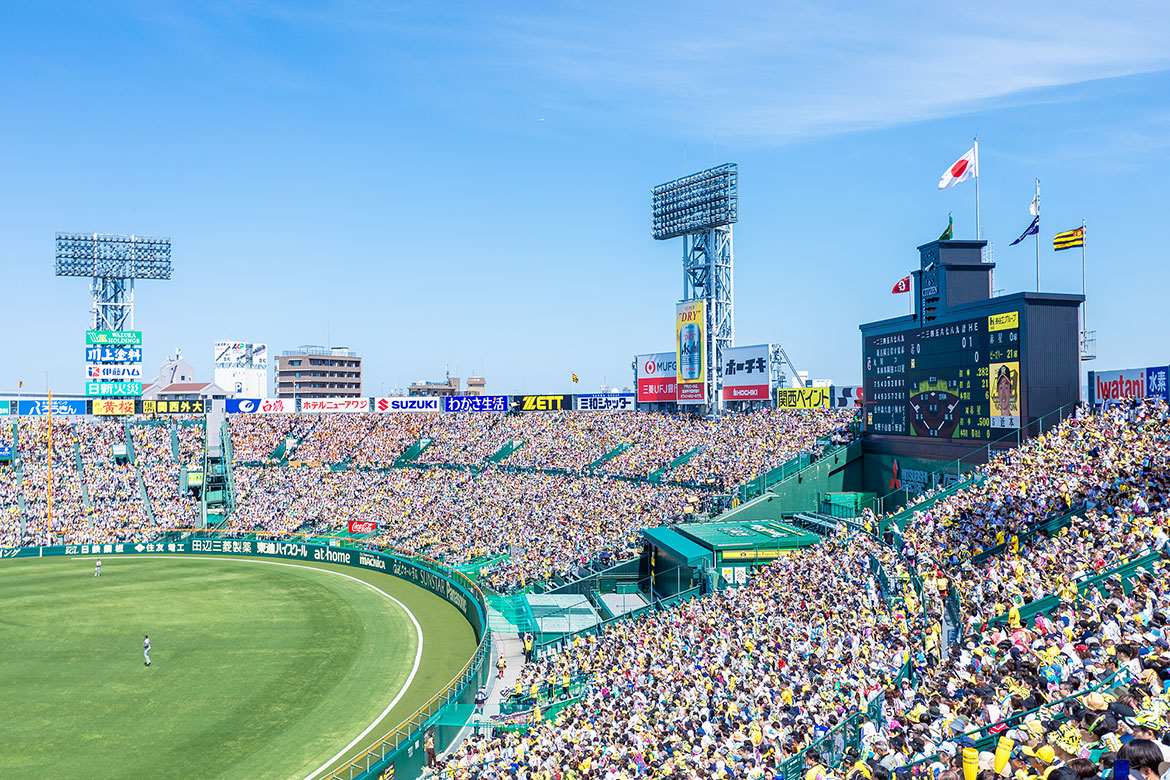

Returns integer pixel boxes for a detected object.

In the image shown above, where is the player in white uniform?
[144,635,151,666]
[94,559,101,577]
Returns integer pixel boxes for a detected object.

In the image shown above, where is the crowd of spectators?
[434,400,1170,780]
[0,418,202,547]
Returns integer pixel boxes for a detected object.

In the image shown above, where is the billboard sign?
[775,387,831,409]
[301,398,369,413]
[374,397,443,413]
[348,520,378,534]
[0,400,10,416]
[225,398,262,414]
[86,330,142,345]
[675,300,706,403]
[18,399,87,416]
[831,386,865,409]
[636,352,678,403]
[213,341,268,368]
[86,381,142,397]
[86,364,143,381]
[512,394,572,412]
[720,344,771,401]
[576,393,636,411]
[0,445,11,458]
[1091,367,1170,405]
[1085,367,1170,406]
[259,398,295,413]
[143,399,206,414]
[93,399,136,415]
[86,346,143,364]
[444,395,508,412]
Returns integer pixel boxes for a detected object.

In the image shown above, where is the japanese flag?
[938,147,977,189]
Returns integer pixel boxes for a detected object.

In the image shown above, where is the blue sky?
[1,1,1168,395]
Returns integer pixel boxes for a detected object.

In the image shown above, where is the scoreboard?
[863,311,1021,440]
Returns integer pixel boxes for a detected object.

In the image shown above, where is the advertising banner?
[226,398,262,414]
[93,398,136,415]
[18,399,87,416]
[444,395,508,412]
[0,445,11,458]
[214,342,268,368]
[374,397,443,413]
[86,330,142,345]
[512,394,572,412]
[635,352,678,404]
[675,301,706,403]
[1091,367,1169,405]
[86,346,143,364]
[775,387,831,409]
[86,364,143,381]
[301,398,369,413]
[259,398,295,414]
[86,381,142,397]
[576,393,636,411]
[348,520,378,534]
[188,471,204,488]
[720,344,771,401]
[143,399,206,414]
[0,400,10,416]
[831,386,865,409]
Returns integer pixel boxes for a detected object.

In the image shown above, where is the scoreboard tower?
[860,239,1083,463]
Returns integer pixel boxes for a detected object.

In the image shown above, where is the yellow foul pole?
[47,389,53,537]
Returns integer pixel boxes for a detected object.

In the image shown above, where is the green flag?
[939,215,953,241]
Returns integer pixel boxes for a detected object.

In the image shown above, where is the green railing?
[738,452,812,503]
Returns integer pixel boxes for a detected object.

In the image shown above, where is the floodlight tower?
[54,233,172,330]
[652,163,737,412]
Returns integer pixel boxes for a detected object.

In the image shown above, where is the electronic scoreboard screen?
[863,311,1021,440]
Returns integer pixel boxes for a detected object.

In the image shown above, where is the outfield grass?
[0,554,477,780]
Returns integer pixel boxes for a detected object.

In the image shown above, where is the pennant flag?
[1009,215,1040,246]
[1053,227,1085,251]
[938,147,977,189]
[891,276,911,294]
[1030,194,1040,216]
[939,215,953,241]
[571,373,579,384]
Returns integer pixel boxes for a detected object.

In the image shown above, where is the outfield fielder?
[94,559,101,577]
[144,635,151,666]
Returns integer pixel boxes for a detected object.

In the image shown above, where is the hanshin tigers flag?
[1053,227,1085,251]
[891,276,911,294]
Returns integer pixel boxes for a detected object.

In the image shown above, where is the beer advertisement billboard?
[675,300,706,404]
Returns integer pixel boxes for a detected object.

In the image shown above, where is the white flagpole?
[909,274,913,317]
[1081,218,1088,331]
[1034,178,1041,291]
[973,137,981,242]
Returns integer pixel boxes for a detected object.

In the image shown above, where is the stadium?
[5,5,1170,780]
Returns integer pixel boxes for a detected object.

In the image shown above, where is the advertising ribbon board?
[93,399,136,415]
[225,399,262,414]
[512,394,573,412]
[86,365,143,381]
[444,395,508,412]
[1090,367,1170,405]
[374,397,443,413]
[143,400,206,414]
[576,393,636,411]
[675,301,706,403]
[775,387,831,409]
[18,399,87,416]
[301,398,369,413]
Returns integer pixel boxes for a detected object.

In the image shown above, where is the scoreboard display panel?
[863,311,1021,440]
